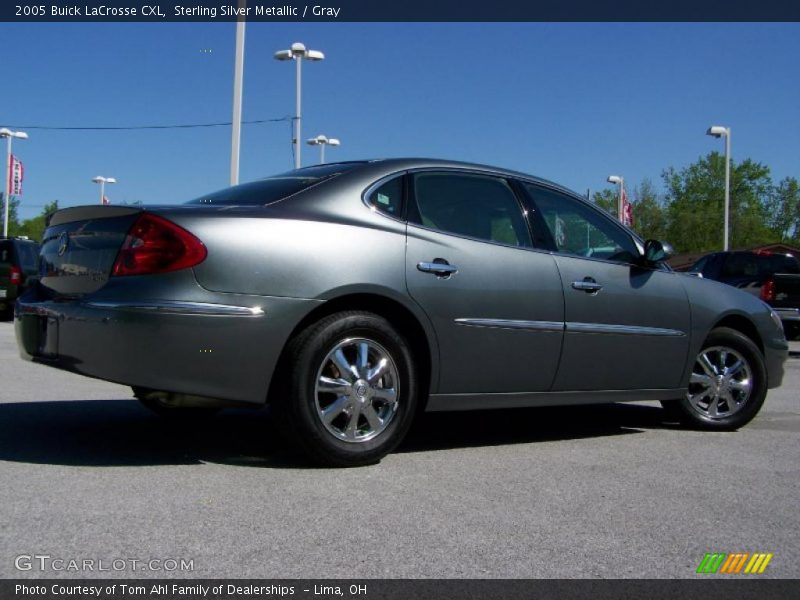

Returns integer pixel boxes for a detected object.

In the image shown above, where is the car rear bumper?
[763,333,789,389]
[15,286,321,405]
[774,307,800,323]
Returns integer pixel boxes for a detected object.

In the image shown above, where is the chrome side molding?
[83,300,265,316]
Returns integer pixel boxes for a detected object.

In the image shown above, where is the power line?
[0,117,292,131]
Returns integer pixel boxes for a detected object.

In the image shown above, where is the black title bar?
[3,0,800,22]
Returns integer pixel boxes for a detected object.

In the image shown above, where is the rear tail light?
[760,278,776,303]
[9,265,23,285]
[112,213,207,276]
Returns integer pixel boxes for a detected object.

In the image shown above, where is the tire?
[664,327,767,431]
[273,311,419,467]
[132,387,221,419]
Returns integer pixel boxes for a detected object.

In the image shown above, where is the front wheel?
[663,327,767,430]
[273,311,419,467]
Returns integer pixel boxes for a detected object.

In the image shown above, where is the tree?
[11,200,59,241]
[631,178,667,242]
[662,151,774,253]
[0,194,21,235]
[764,176,800,244]
[592,188,618,218]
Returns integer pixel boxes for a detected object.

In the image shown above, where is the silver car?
[15,159,789,466]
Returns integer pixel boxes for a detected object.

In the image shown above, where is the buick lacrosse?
[16,159,788,466]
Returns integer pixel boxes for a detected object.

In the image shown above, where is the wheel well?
[713,314,764,354]
[267,293,433,409]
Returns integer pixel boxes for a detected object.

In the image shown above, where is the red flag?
[8,154,24,196]
[621,188,634,227]
[102,195,110,205]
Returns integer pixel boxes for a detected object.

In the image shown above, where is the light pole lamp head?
[607,175,623,185]
[92,176,117,184]
[0,128,28,139]
[275,43,324,62]
[307,135,328,146]
[707,125,728,138]
[327,138,340,146]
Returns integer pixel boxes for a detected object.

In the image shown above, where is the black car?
[0,237,39,319]
[688,250,800,339]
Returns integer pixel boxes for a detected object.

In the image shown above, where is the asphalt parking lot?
[0,320,798,579]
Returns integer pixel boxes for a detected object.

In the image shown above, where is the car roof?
[295,158,584,200]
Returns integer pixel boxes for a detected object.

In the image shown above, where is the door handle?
[417,259,458,277]
[571,278,603,294]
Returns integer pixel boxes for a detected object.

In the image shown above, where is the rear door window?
[410,172,531,247]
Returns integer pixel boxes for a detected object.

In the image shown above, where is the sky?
[1,22,799,221]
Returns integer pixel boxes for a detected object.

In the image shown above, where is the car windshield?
[185,163,362,206]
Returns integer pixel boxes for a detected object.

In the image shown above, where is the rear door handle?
[417,260,458,277]
[571,278,603,293]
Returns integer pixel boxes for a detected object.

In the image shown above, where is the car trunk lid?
[39,206,142,296]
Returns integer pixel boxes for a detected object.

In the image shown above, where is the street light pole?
[707,125,731,251]
[306,135,340,164]
[0,128,28,237]
[229,0,246,186]
[274,42,325,169]
[295,52,302,168]
[607,175,624,223]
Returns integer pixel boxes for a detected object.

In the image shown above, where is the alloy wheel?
[314,337,400,443]
[687,345,753,419]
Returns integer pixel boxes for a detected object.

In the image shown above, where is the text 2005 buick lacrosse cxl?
[16,159,788,466]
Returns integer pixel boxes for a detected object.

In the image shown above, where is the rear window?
[15,242,39,270]
[0,241,10,263]
[186,164,360,206]
[757,253,800,276]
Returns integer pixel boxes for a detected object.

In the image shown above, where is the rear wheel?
[663,327,767,430]
[273,311,419,467]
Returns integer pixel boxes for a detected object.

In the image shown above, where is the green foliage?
[662,152,778,253]
[5,199,58,241]
[592,189,618,218]
[588,152,797,255]
[764,176,800,243]
[631,179,668,242]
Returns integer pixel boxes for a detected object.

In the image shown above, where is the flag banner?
[621,188,633,227]
[9,154,24,196]
[102,195,110,205]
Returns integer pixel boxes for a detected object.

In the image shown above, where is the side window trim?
[406,168,533,249]
[510,178,558,252]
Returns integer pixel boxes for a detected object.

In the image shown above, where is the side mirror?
[644,239,674,264]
